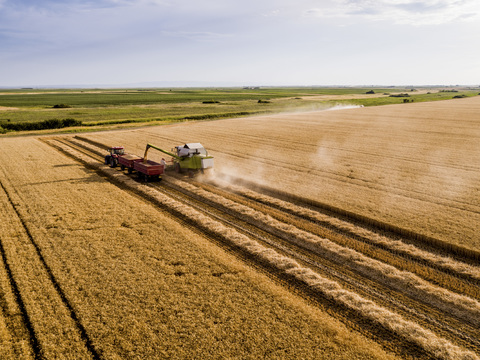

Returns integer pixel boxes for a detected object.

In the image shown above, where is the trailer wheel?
[128,167,133,174]
[121,164,125,171]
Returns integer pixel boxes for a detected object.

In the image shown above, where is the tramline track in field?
[151,182,480,356]
[189,178,480,295]
[64,137,480,285]
[154,176,480,350]
[0,181,38,359]
[73,135,480,288]
[47,136,480,358]
[0,169,101,359]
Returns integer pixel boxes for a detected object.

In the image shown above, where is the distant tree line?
[0,118,82,132]
[389,93,410,98]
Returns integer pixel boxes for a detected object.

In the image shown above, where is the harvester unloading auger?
[144,143,214,177]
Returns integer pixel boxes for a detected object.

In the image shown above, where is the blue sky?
[1,0,479,87]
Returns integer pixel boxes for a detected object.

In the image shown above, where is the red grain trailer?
[134,159,164,182]
[118,154,142,173]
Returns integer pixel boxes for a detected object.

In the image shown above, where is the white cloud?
[305,0,480,25]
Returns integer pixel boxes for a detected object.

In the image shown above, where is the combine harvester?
[104,142,213,181]
[144,143,214,177]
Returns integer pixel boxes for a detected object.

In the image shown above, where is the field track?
[41,135,480,360]
[0,155,99,359]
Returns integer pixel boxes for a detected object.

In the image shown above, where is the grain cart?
[143,143,214,177]
[133,159,164,182]
[105,146,163,181]
[118,153,142,174]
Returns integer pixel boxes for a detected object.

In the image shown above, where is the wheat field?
[0,137,397,359]
[87,96,480,251]
[52,136,480,359]
[1,96,480,359]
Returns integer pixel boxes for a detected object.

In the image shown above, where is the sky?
[1,0,479,87]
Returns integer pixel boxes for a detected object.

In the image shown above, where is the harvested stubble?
[189,178,480,300]
[86,96,480,252]
[0,137,399,359]
[213,179,480,281]
[56,141,477,360]
[165,176,480,326]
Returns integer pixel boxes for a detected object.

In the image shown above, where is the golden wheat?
[163,176,480,325]
[56,141,478,359]
[0,137,399,359]
[87,96,480,250]
[214,178,480,280]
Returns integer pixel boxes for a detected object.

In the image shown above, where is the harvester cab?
[175,143,207,158]
[105,146,125,167]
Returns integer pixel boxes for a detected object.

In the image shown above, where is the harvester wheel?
[188,170,194,178]
[175,163,181,173]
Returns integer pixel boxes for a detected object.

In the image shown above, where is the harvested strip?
[216,179,480,281]
[55,141,478,360]
[166,177,480,326]
[64,138,480,283]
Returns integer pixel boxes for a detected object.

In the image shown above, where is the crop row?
[52,139,479,360]
[189,178,480,303]
[212,179,480,281]
[66,135,480,324]
[163,176,480,327]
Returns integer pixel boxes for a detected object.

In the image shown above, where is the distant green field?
[0,87,478,134]
[336,90,479,107]
[0,87,403,107]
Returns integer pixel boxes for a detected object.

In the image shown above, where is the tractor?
[104,146,125,167]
